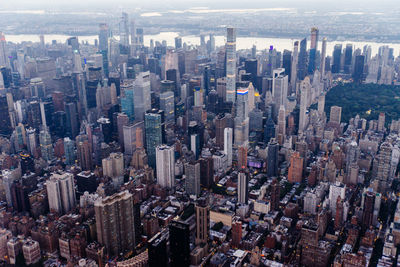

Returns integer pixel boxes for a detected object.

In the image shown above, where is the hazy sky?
[3,0,399,11]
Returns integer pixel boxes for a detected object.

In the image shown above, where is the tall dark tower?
[353,55,365,83]
[0,95,12,136]
[169,220,190,267]
[308,27,319,74]
[297,38,307,81]
[332,44,342,73]
[148,231,168,267]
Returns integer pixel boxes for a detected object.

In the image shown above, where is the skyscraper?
[156,145,175,188]
[76,134,93,171]
[145,109,164,168]
[185,161,201,196]
[238,171,249,204]
[224,128,233,167]
[290,41,299,93]
[39,127,54,162]
[329,106,342,124]
[299,77,311,133]
[353,55,365,83]
[46,172,76,215]
[234,88,250,146]
[119,12,130,47]
[121,80,135,121]
[272,68,289,113]
[195,198,209,245]
[133,72,151,121]
[95,191,136,256]
[308,27,319,74]
[169,221,190,267]
[344,44,353,74]
[297,38,307,81]
[332,44,342,73]
[320,37,327,77]
[159,91,175,125]
[64,137,75,166]
[0,33,9,68]
[226,27,237,103]
[277,105,286,145]
[148,231,168,267]
[0,95,12,136]
[267,139,279,177]
[288,152,304,183]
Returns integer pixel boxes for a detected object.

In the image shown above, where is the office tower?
[245,59,259,88]
[95,191,136,256]
[39,127,54,162]
[200,156,214,188]
[0,95,12,136]
[335,196,344,230]
[215,115,227,149]
[30,78,46,98]
[175,37,182,49]
[46,172,76,214]
[344,44,353,74]
[65,102,79,138]
[145,110,164,168]
[353,55,365,83]
[148,231,168,267]
[267,139,279,177]
[123,121,144,155]
[195,198,209,245]
[277,105,286,145]
[224,128,233,167]
[308,27,319,74]
[317,94,325,117]
[238,171,249,204]
[26,128,37,156]
[264,114,276,143]
[156,145,175,188]
[329,106,342,124]
[290,41,299,92]
[121,80,135,121]
[159,91,175,125]
[270,178,280,210]
[299,77,311,133]
[98,23,109,51]
[329,182,346,214]
[319,37,327,77]
[281,51,292,81]
[226,27,236,103]
[117,113,129,148]
[76,134,93,171]
[332,44,342,73]
[231,218,242,247]
[288,152,304,183]
[362,191,375,228]
[0,33,9,68]
[185,161,201,196]
[22,239,41,265]
[133,72,151,121]
[64,137,75,165]
[297,38,307,81]
[194,86,203,107]
[272,68,289,112]
[374,142,392,193]
[169,221,190,267]
[119,12,129,47]
[234,88,250,146]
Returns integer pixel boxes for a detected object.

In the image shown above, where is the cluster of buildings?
[0,11,398,267]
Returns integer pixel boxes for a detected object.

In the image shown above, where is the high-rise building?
[332,44,342,73]
[102,152,124,186]
[169,220,190,267]
[320,37,327,77]
[175,37,182,49]
[64,137,75,166]
[195,198,209,245]
[39,127,54,162]
[238,144,248,169]
[156,145,175,188]
[329,182,346,214]
[224,128,233,167]
[373,142,392,193]
[270,178,280,210]
[98,23,109,51]
[272,68,288,112]
[159,91,175,125]
[121,80,135,121]
[308,27,319,74]
[238,171,249,204]
[291,41,299,93]
[234,88,250,146]
[297,38,307,81]
[133,72,151,121]
[119,12,130,47]
[362,191,375,228]
[199,156,214,188]
[0,33,9,68]
[226,27,237,103]
[215,115,227,149]
[277,105,286,145]
[0,95,12,136]
[288,152,304,183]
[148,231,168,267]
[231,218,242,247]
[267,139,279,177]
[95,191,136,256]
[145,109,164,168]
[329,106,342,124]
[76,134,93,171]
[299,77,311,133]
[378,112,385,132]
[344,44,353,74]
[185,161,201,196]
[22,239,41,265]
[46,172,76,215]
[353,55,365,83]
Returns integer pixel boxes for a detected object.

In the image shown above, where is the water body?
[5,32,400,56]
